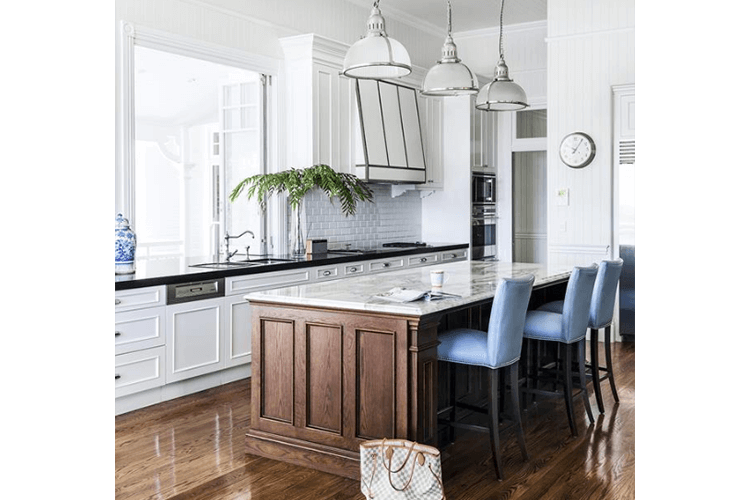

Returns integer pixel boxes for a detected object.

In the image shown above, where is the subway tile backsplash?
[301,185,422,249]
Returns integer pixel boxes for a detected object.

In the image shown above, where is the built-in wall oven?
[472,204,497,260]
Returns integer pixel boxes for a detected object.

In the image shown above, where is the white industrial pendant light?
[343,0,411,79]
[475,0,528,111]
[422,1,478,96]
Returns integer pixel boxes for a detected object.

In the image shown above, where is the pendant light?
[343,0,411,79]
[475,0,528,111]
[421,1,478,96]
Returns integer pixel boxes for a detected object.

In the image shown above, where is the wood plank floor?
[116,341,634,499]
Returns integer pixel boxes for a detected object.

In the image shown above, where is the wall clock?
[559,132,596,168]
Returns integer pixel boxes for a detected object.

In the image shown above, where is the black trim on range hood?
[354,79,427,184]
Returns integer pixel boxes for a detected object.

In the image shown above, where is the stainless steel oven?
[472,173,496,204]
[472,204,497,260]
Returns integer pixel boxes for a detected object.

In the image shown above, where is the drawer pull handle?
[322,270,332,277]
[115,299,122,305]
[115,374,121,380]
[449,253,456,258]
[348,267,358,273]
[420,257,427,263]
[383,263,390,268]
[115,331,122,337]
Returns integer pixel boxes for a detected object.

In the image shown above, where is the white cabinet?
[115,286,167,399]
[225,295,253,368]
[115,248,468,413]
[280,34,354,175]
[115,308,165,356]
[114,285,165,312]
[418,97,444,190]
[441,248,468,263]
[471,98,499,172]
[226,267,312,296]
[407,253,440,267]
[166,297,225,383]
[368,256,406,273]
[115,347,166,398]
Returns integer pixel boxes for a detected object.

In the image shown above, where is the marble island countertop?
[244,260,571,317]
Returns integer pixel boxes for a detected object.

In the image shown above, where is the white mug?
[430,270,447,288]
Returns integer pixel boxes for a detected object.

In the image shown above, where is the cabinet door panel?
[259,318,295,424]
[225,297,252,367]
[166,298,224,383]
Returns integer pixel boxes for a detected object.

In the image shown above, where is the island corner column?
[407,315,441,446]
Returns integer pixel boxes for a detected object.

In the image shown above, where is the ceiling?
[345,0,547,34]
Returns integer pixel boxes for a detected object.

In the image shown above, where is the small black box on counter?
[305,239,327,255]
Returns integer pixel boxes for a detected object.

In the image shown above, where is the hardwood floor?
[115,341,634,499]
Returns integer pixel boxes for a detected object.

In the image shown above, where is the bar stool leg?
[487,368,504,480]
[509,362,528,461]
[589,328,605,413]
[562,343,577,437]
[449,362,457,443]
[577,339,595,424]
[604,325,619,403]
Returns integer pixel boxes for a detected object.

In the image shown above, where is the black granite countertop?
[114,243,468,291]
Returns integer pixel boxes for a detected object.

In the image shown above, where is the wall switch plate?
[556,188,570,206]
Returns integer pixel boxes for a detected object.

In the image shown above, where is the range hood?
[353,79,427,184]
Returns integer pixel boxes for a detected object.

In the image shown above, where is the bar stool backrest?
[589,258,624,329]
[561,265,598,343]
[486,274,535,368]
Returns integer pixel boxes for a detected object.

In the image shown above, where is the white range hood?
[353,79,427,184]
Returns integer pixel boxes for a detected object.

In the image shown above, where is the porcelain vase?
[115,213,137,274]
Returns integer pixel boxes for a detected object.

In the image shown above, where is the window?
[118,24,275,261]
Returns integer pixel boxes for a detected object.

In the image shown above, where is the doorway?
[511,108,548,263]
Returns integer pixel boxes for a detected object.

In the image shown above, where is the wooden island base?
[244,261,569,479]
[245,303,440,479]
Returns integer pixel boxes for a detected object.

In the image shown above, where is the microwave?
[472,173,496,204]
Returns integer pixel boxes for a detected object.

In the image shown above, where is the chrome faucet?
[224,230,255,261]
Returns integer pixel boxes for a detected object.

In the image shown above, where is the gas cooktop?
[328,242,431,255]
[382,242,429,248]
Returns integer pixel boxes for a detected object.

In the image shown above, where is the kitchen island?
[243,260,572,479]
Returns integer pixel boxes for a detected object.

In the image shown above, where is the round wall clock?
[559,132,596,168]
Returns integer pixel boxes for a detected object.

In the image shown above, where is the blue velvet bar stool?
[536,259,624,413]
[523,264,598,437]
[437,275,535,481]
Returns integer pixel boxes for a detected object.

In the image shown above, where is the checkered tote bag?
[360,439,445,499]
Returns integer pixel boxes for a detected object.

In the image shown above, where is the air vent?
[619,140,635,164]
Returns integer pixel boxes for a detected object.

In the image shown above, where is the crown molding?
[454,20,547,41]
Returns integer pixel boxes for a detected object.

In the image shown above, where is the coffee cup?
[430,270,446,288]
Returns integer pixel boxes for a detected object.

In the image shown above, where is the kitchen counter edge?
[114,243,469,291]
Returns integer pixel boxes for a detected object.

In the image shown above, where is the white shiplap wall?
[546,0,635,268]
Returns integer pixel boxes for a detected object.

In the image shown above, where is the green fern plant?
[229,164,374,216]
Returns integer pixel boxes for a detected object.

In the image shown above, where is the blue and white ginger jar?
[115,213,137,274]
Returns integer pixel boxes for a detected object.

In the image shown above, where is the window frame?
[116,22,281,255]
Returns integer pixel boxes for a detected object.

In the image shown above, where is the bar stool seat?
[536,259,624,413]
[523,264,598,437]
[437,275,535,481]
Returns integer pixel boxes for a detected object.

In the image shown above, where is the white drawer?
[408,253,439,267]
[441,249,468,262]
[344,263,365,276]
[115,308,166,355]
[226,268,312,295]
[115,346,165,398]
[115,286,166,312]
[315,265,341,281]
[369,257,405,273]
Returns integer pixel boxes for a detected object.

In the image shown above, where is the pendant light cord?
[498,0,505,59]
[447,1,452,36]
